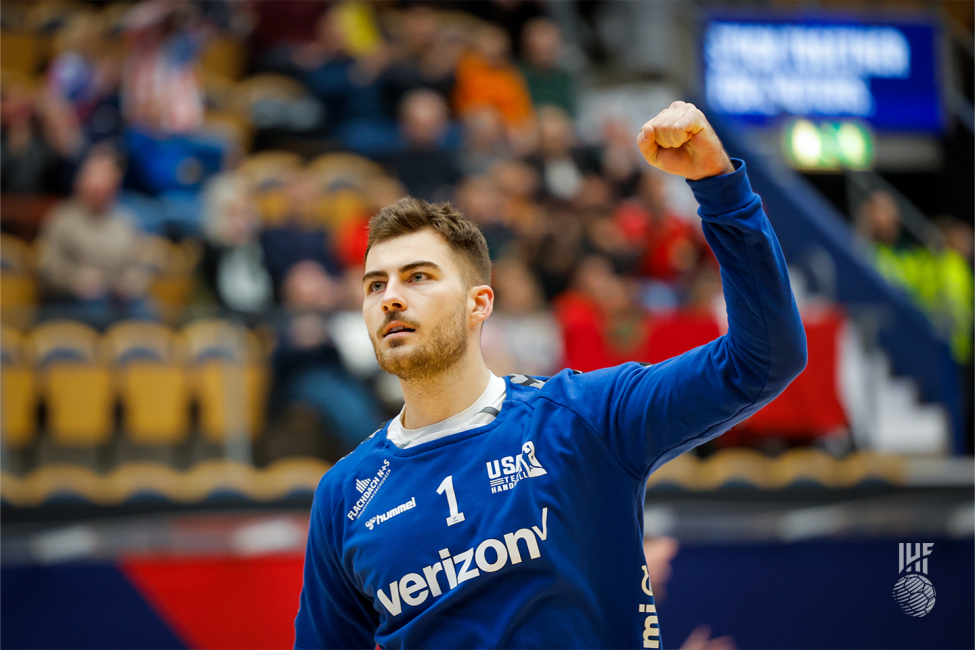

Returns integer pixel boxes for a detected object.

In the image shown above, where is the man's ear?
[469,284,494,326]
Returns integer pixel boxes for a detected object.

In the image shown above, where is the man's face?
[363,229,473,380]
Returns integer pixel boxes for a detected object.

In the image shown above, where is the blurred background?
[0,1,971,648]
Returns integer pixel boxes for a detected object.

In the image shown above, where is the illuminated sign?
[703,16,943,132]
[782,119,875,170]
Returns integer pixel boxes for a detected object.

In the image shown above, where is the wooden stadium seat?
[837,451,906,488]
[645,453,699,491]
[238,150,304,189]
[0,470,28,506]
[0,2,31,30]
[230,74,308,118]
[0,31,41,76]
[29,319,103,365]
[24,1,87,33]
[182,459,259,502]
[144,236,202,324]
[0,234,38,329]
[0,233,34,274]
[696,448,771,490]
[182,320,269,443]
[104,461,183,504]
[0,274,37,329]
[105,321,190,445]
[306,152,386,192]
[310,188,370,230]
[1,327,38,448]
[768,448,840,489]
[24,463,105,506]
[256,456,331,500]
[30,321,114,447]
[200,35,246,81]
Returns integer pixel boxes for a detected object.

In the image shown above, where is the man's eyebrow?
[362,261,442,283]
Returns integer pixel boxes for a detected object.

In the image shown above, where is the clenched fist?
[636,101,734,181]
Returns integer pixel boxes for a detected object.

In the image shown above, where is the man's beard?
[372,304,468,381]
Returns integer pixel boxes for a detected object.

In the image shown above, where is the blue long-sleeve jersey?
[295,161,807,649]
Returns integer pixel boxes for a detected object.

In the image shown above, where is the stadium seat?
[105,321,190,445]
[645,453,698,491]
[306,152,386,192]
[697,448,771,490]
[199,35,246,80]
[182,320,269,443]
[838,451,906,487]
[104,461,183,504]
[182,459,259,502]
[0,470,28,506]
[30,321,114,447]
[1,327,38,448]
[239,150,304,188]
[144,236,202,324]
[768,448,839,489]
[0,234,38,329]
[24,463,105,506]
[0,233,34,274]
[0,31,41,76]
[256,456,331,500]
[230,74,308,119]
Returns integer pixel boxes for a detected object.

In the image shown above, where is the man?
[295,102,807,648]
[36,143,154,325]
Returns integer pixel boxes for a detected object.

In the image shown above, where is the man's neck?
[398,355,492,430]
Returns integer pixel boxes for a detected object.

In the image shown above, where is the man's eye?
[411,272,427,282]
[369,281,385,293]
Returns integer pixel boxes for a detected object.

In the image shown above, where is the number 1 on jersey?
[436,475,465,526]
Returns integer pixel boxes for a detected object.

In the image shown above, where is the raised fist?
[636,101,734,181]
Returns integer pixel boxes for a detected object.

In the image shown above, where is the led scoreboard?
[702,15,944,133]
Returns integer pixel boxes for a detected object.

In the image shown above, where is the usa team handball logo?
[892,543,936,617]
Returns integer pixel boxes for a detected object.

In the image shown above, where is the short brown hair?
[366,197,492,287]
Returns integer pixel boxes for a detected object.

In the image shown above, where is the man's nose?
[381,280,406,313]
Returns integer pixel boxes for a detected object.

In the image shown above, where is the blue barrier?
[708,112,964,453]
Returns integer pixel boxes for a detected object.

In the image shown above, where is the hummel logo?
[355,478,370,493]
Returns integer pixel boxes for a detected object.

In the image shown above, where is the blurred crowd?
[2,0,731,460]
[856,190,974,364]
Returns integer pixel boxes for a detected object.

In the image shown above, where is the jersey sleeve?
[543,160,807,480]
[295,477,378,650]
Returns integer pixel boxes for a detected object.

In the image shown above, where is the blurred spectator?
[47,13,114,121]
[453,24,534,134]
[457,0,546,60]
[259,171,344,301]
[121,1,209,135]
[200,172,274,314]
[858,192,974,364]
[554,255,654,371]
[482,258,562,377]
[456,174,517,259]
[614,169,701,288]
[529,105,600,201]
[270,259,384,457]
[265,9,388,153]
[380,5,463,117]
[461,106,510,176]
[36,144,155,325]
[381,89,462,202]
[519,17,576,117]
[1,78,82,194]
[249,0,328,62]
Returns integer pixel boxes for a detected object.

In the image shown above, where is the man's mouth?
[382,322,417,338]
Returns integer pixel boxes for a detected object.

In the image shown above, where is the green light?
[782,119,875,171]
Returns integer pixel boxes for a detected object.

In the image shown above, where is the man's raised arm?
[546,102,808,479]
